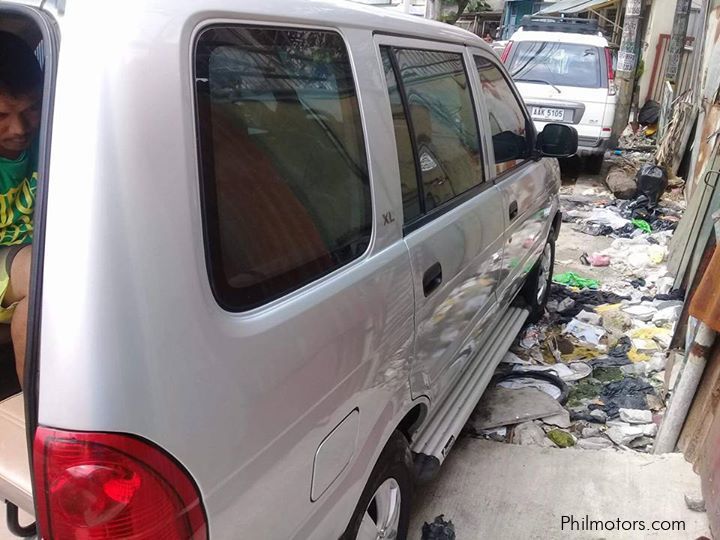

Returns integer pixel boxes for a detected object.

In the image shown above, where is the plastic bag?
[636,164,668,206]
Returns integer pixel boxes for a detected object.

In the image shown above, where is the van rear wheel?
[522,238,555,323]
[342,431,413,540]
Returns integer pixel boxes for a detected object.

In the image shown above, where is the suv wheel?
[522,238,555,323]
[341,431,413,540]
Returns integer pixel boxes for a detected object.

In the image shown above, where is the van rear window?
[508,42,603,89]
[194,27,371,311]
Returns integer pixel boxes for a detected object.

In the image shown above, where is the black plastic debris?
[492,371,570,405]
[609,336,632,358]
[589,355,631,368]
[656,289,685,301]
[576,222,615,236]
[638,100,660,125]
[636,164,668,207]
[422,515,456,540]
[549,285,630,322]
[599,377,656,417]
[630,278,646,289]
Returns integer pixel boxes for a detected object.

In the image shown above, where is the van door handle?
[422,262,443,297]
[509,200,518,220]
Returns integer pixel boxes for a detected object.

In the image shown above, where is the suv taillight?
[605,47,617,96]
[501,41,513,63]
[33,427,207,539]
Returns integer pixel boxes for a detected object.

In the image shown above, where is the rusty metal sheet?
[689,246,720,331]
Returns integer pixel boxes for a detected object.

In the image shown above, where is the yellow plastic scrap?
[628,327,672,340]
[594,303,623,314]
[628,347,651,363]
[560,345,602,362]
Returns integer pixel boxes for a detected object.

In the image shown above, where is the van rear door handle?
[509,200,519,220]
[422,262,443,297]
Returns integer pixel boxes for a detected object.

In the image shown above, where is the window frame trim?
[470,49,538,183]
[191,22,375,314]
[375,36,489,235]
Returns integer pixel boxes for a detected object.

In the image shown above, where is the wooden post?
[610,0,643,147]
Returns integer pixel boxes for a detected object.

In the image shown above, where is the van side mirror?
[536,123,578,158]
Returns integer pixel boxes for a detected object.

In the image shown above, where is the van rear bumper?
[576,136,609,157]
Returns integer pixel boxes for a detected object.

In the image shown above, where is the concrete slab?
[410,437,710,539]
[470,387,565,430]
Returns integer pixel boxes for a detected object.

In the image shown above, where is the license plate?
[531,107,565,121]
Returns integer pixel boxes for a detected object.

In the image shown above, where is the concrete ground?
[410,436,710,539]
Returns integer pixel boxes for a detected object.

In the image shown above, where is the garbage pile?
[562,190,683,240]
[467,182,684,453]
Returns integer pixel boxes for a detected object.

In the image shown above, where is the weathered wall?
[687,0,720,198]
[639,0,677,101]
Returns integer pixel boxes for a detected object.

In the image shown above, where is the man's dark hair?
[0,31,42,97]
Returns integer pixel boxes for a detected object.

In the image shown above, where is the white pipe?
[403,0,411,13]
[654,322,716,454]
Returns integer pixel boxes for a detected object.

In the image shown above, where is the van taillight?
[33,427,207,539]
[605,48,617,95]
[500,41,513,63]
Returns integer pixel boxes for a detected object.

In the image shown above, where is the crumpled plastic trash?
[585,207,631,229]
[520,325,541,349]
[564,319,606,345]
[553,272,600,289]
[588,253,611,267]
[632,218,652,233]
[623,304,657,322]
[422,515,456,540]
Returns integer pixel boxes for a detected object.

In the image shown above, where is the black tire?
[341,431,414,540]
[585,154,604,174]
[522,238,555,323]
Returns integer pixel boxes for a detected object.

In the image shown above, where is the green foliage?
[442,0,492,24]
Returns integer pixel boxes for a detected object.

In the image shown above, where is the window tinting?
[475,56,530,175]
[508,42,602,89]
[394,49,483,212]
[380,47,421,223]
[195,27,371,311]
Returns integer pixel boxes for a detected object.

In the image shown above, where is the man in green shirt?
[0,31,42,388]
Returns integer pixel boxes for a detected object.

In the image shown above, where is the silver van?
[0,1,576,538]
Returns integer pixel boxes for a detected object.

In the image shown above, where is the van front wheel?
[342,431,413,540]
[523,238,555,323]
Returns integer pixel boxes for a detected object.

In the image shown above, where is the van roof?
[510,28,609,47]
[26,0,491,50]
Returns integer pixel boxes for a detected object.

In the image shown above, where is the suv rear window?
[194,26,371,311]
[508,42,603,88]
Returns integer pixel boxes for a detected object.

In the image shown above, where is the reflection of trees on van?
[475,55,530,174]
[508,42,601,88]
[395,49,483,208]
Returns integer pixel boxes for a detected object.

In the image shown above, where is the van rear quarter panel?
[37,2,420,537]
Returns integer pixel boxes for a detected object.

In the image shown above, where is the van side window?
[388,48,483,214]
[380,47,422,223]
[194,26,372,311]
[474,55,531,176]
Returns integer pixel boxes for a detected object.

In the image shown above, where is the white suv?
[503,17,616,172]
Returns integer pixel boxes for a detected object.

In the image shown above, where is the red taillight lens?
[605,47,617,95]
[33,427,207,539]
[500,41,513,64]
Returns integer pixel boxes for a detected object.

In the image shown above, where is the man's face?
[0,90,41,160]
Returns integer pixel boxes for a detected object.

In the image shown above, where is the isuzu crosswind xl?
[0,1,576,538]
